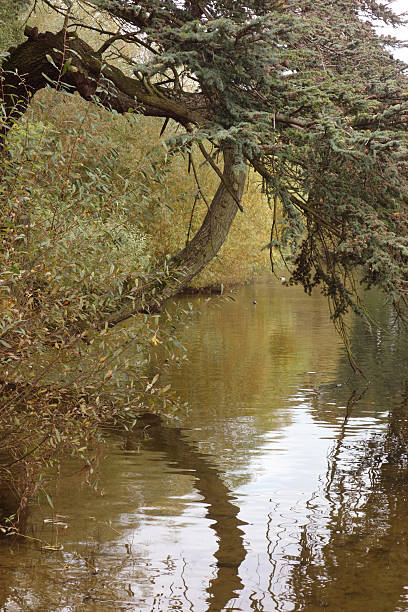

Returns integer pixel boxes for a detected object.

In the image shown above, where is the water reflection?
[286,391,408,611]
[2,282,408,610]
[133,422,247,611]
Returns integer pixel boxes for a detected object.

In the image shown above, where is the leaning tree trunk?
[0,26,246,327]
[106,146,247,325]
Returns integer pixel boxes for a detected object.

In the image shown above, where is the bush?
[0,89,186,532]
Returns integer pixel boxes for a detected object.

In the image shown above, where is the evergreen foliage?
[1,0,408,327]
[98,0,408,324]
[0,0,407,530]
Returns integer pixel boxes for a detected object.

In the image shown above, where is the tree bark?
[0,26,209,139]
[0,27,247,325]
[106,146,247,325]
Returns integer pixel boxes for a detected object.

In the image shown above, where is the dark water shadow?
[127,416,247,611]
[286,385,408,611]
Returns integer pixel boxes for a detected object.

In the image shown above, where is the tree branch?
[104,146,247,326]
[1,26,209,136]
[250,157,342,238]
[197,141,244,211]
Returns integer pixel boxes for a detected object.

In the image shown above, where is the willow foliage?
[115,0,408,320]
[2,0,408,328]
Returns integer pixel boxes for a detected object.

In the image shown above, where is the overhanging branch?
[250,157,342,238]
[1,26,210,134]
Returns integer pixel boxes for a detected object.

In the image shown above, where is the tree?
[1,0,408,331]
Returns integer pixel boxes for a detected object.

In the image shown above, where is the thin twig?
[197,142,244,212]
[2,434,50,468]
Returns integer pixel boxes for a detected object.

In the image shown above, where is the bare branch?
[197,141,244,212]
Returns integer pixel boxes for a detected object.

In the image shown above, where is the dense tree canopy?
[2,0,408,329]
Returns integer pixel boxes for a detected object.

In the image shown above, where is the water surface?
[1,281,408,611]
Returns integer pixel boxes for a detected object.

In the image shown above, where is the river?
[1,280,408,611]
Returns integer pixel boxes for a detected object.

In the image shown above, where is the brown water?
[2,281,408,611]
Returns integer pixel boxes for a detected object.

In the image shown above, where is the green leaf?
[45,492,54,509]
[45,54,58,70]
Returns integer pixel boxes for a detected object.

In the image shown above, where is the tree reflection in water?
[3,286,408,610]
[140,421,247,612]
[287,386,408,612]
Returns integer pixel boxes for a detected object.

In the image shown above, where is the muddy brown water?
[1,281,408,611]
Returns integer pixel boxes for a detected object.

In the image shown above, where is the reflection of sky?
[2,283,407,610]
[226,404,386,610]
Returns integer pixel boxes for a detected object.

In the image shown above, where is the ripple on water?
[2,283,408,611]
